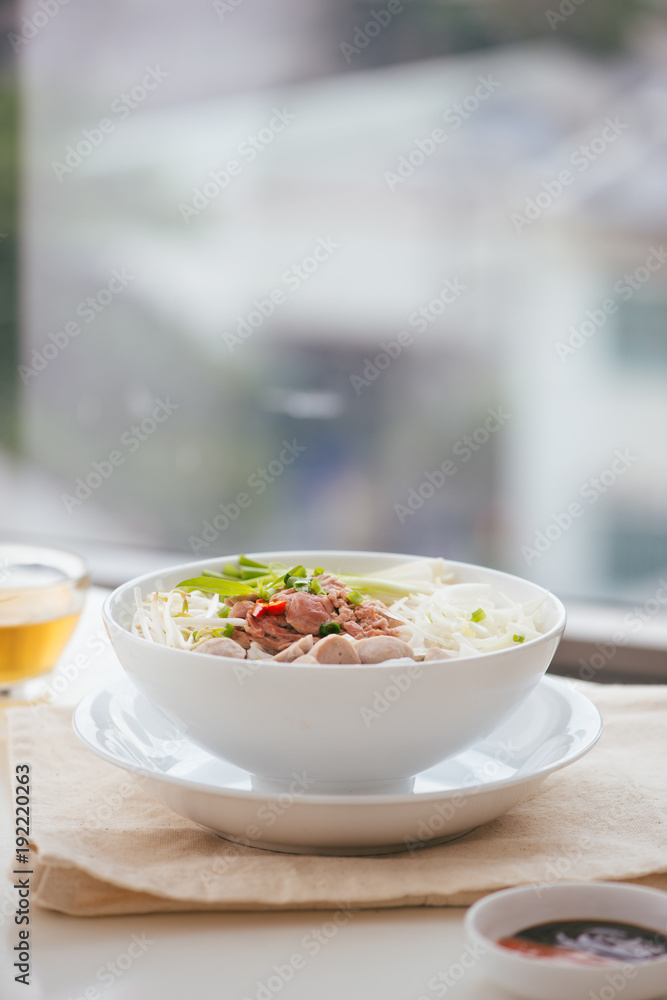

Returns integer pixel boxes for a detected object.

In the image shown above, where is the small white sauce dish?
[465,881,667,1000]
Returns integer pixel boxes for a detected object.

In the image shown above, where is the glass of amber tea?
[0,544,90,700]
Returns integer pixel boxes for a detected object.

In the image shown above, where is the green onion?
[238,568,268,580]
[238,555,269,569]
[347,590,365,606]
[177,577,256,597]
[513,634,525,643]
[284,564,307,585]
[338,575,422,599]
[313,566,324,576]
[310,579,323,595]
[222,624,235,638]
[217,606,230,618]
[319,621,342,636]
[222,562,242,579]
[268,562,287,576]
[191,631,199,642]
[471,608,486,623]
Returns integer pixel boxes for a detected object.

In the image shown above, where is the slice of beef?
[244,610,298,653]
[353,600,400,637]
[231,627,251,650]
[226,593,258,607]
[333,604,363,638]
[319,575,350,609]
[230,600,255,619]
[284,592,332,635]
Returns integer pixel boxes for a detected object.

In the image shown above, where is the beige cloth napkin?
[6,680,667,917]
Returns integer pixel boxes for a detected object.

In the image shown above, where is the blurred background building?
[1,0,666,602]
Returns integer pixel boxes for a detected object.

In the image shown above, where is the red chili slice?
[264,599,288,615]
[251,598,288,618]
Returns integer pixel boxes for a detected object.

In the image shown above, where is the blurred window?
[0,0,666,634]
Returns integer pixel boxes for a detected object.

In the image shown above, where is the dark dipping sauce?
[498,919,667,966]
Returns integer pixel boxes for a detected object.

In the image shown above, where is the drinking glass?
[0,544,90,701]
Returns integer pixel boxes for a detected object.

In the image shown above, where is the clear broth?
[0,613,81,684]
[0,564,83,686]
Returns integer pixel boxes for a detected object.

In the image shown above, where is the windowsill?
[551,600,667,684]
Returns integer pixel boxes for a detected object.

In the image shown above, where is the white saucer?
[72,675,601,855]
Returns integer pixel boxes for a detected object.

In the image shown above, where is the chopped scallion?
[284,565,307,585]
[223,624,235,638]
[347,590,364,606]
[513,634,525,643]
[238,555,269,569]
[471,608,486,623]
[319,622,342,637]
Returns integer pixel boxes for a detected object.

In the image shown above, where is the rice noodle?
[130,559,548,658]
[385,581,546,657]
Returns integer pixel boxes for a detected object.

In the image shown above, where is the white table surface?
[0,588,516,1000]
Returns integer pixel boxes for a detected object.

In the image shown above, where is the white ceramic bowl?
[102,550,566,787]
[465,882,667,1000]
